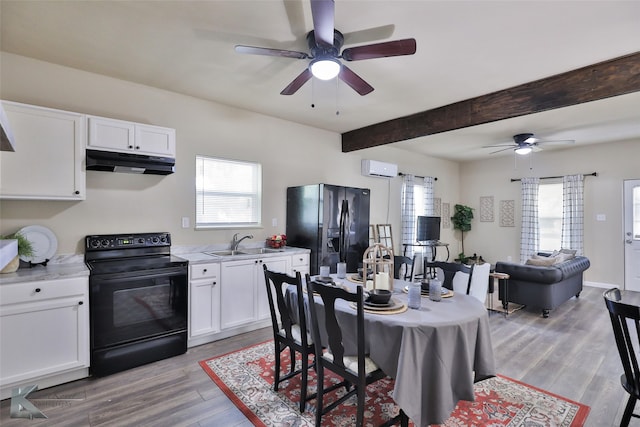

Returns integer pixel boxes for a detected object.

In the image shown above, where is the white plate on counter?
[17,225,58,264]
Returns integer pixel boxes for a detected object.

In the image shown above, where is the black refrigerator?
[286,184,370,276]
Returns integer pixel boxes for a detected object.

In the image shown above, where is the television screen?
[416,216,441,242]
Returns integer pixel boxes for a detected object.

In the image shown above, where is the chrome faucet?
[231,233,253,251]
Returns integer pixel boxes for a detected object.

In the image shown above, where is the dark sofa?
[495,255,590,318]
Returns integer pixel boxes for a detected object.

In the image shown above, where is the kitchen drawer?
[291,254,309,267]
[0,277,87,306]
[190,262,220,280]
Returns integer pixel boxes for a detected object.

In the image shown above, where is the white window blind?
[195,156,262,228]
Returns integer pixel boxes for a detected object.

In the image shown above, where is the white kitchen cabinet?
[291,253,310,277]
[220,259,257,330]
[0,101,86,200]
[220,255,290,330]
[0,276,89,400]
[188,262,221,345]
[87,115,175,157]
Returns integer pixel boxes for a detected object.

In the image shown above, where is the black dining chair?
[393,255,416,281]
[604,287,640,426]
[262,265,315,413]
[424,261,474,293]
[305,275,408,427]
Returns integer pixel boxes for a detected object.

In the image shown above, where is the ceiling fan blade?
[489,146,516,155]
[339,65,374,96]
[483,143,517,148]
[280,69,313,95]
[311,0,335,47]
[536,139,576,146]
[235,45,309,59]
[342,38,416,61]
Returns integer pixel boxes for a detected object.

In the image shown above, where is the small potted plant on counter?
[0,231,34,273]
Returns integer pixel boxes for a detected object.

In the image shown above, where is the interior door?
[624,179,640,291]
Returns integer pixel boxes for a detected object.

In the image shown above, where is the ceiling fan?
[484,133,575,155]
[234,0,416,96]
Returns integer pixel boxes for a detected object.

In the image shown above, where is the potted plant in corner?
[0,231,34,273]
[451,204,473,263]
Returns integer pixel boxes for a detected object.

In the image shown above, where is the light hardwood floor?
[0,285,631,426]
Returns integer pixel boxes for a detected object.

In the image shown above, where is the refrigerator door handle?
[339,199,350,262]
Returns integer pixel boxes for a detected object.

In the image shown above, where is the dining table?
[287,275,496,427]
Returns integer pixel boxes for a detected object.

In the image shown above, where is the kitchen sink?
[241,247,285,254]
[205,250,247,257]
[205,248,285,257]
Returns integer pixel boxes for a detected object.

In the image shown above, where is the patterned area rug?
[199,340,589,427]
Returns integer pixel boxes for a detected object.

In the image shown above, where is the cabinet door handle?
[212,281,217,285]
[35,288,41,293]
[203,269,207,273]
[78,301,84,305]
[128,145,133,149]
[74,190,80,195]
[135,146,140,150]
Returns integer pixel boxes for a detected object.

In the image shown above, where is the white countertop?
[0,246,310,284]
[0,262,89,285]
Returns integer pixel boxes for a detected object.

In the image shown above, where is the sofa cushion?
[526,256,557,266]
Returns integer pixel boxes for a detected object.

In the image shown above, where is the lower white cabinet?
[187,252,306,348]
[188,262,221,345]
[291,253,310,277]
[0,276,89,400]
[220,256,290,330]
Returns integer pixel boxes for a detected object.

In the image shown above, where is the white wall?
[0,52,460,257]
[459,138,640,288]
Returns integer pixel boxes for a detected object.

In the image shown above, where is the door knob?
[626,239,633,244]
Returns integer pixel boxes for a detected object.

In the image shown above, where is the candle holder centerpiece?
[362,243,394,291]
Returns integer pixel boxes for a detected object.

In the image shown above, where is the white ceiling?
[1,0,639,161]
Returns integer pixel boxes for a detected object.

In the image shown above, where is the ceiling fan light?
[515,146,533,155]
[310,58,341,80]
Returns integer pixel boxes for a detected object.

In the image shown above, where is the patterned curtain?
[423,176,435,216]
[520,177,540,263]
[401,175,435,259]
[401,175,416,257]
[561,174,584,255]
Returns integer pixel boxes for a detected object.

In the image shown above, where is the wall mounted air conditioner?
[361,159,398,178]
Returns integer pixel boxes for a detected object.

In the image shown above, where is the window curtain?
[561,174,584,255]
[401,175,416,258]
[520,177,540,263]
[401,175,434,258]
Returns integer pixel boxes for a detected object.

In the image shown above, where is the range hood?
[86,149,175,175]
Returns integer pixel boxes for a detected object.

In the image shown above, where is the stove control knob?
[90,240,100,248]
[152,237,160,244]
[160,236,167,243]
[101,239,110,247]
[137,238,145,244]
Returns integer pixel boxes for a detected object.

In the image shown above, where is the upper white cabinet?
[0,101,86,200]
[88,115,175,157]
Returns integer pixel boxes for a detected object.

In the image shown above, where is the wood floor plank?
[0,286,631,426]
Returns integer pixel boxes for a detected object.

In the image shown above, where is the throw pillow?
[559,248,577,257]
[526,256,558,266]
[553,253,574,264]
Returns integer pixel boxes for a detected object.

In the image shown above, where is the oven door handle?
[92,267,187,282]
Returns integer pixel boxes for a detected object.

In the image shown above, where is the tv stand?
[402,241,449,262]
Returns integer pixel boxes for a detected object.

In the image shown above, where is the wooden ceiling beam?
[341,51,640,152]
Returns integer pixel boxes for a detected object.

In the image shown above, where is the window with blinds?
[195,156,262,228]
